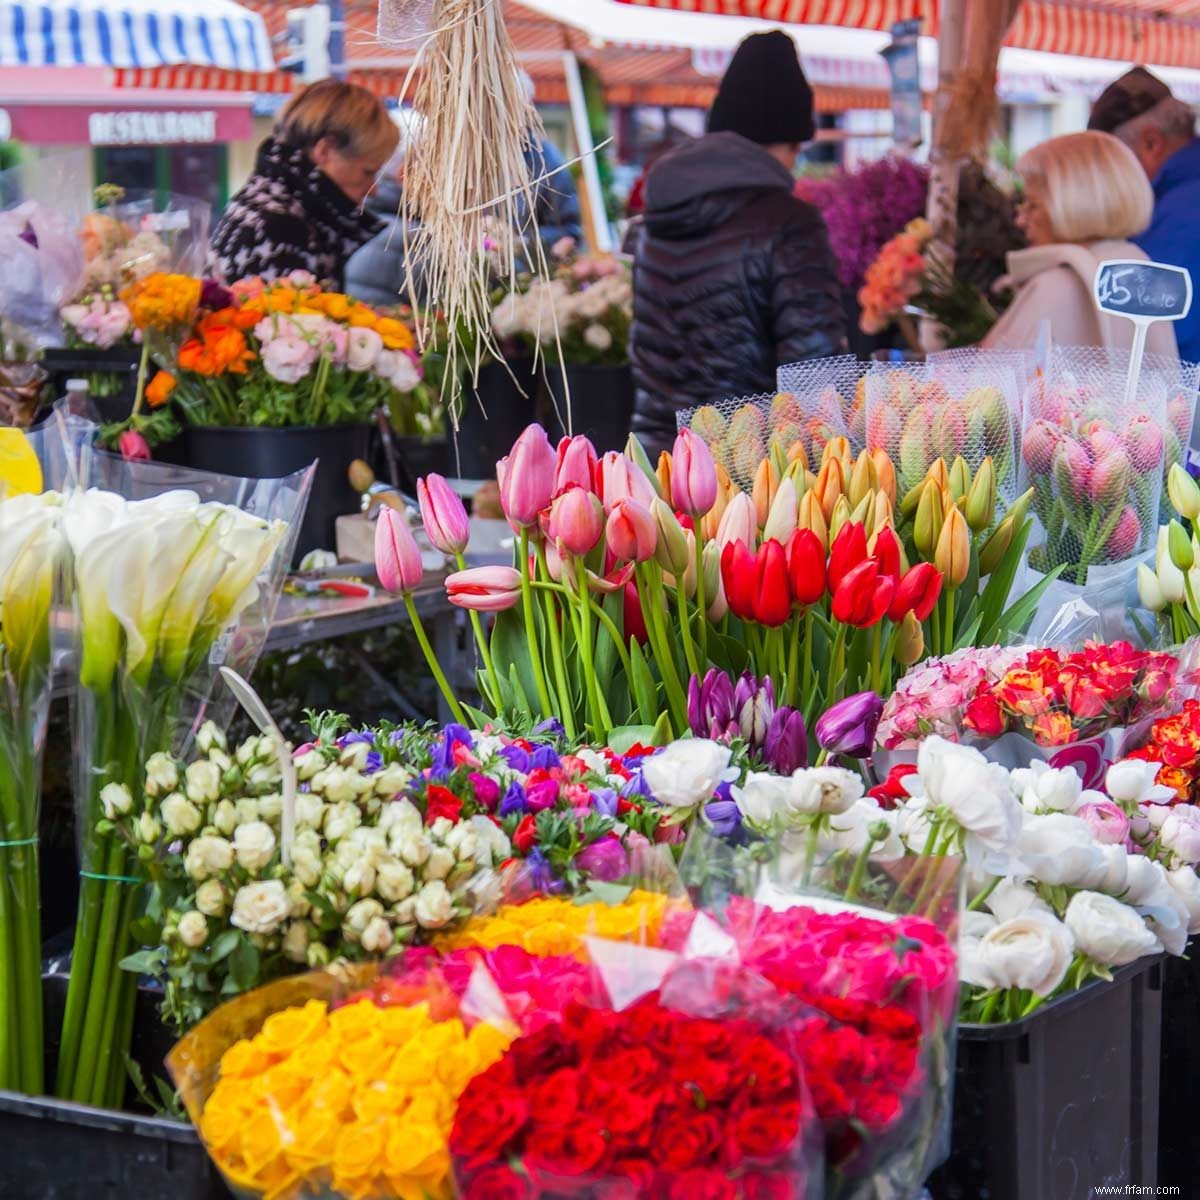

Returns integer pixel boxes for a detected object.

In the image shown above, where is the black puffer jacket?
[629,133,846,457]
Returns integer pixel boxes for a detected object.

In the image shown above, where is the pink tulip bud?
[1124,414,1165,472]
[670,428,718,517]
[555,434,599,494]
[606,498,657,563]
[445,565,522,612]
[1022,419,1060,474]
[1106,505,1141,559]
[497,423,557,528]
[118,429,151,462]
[715,492,758,550]
[1051,438,1091,502]
[375,507,424,593]
[598,450,657,511]
[417,473,470,556]
[1087,447,1132,506]
[547,485,604,556]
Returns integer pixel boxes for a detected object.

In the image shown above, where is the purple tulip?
[687,669,738,740]
[815,691,885,759]
[734,671,776,745]
[576,835,630,882]
[764,707,808,774]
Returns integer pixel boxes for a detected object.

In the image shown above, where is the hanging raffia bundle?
[379,0,549,414]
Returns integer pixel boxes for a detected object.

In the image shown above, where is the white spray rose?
[373,763,412,798]
[414,880,455,929]
[161,794,203,837]
[343,898,384,941]
[233,821,277,872]
[376,861,415,903]
[294,749,324,781]
[344,862,377,897]
[640,740,738,812]
[1065,891,1160,966]
[212,799,238,836]
[184,760,222,805]
[136,812,161,844]
[230,880,290,934]
[381,798,423,840]
[423,846,456,882]
[195,879,226,917]
[177,911,209,949]
[234,798,260,826]
[324,802,362,842]
[361,916,394,954]
[196,722,226,755]
[469,815,512,866]
[291,844,323,889]
[101,783,133,820]
[256,793,283,823]
[184,836,234,882]
[144,753,179,797]
[977,912,1075,996]
[397,830,432,868]
[340,742,370,772]
[281,921,311,963]
[294,793,326,830]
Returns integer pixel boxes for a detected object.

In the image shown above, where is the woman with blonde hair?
[983,129,1177,355]
[209,78,400,287]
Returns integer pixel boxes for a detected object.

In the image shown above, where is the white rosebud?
[451,830,479,863]
[184,760,222,805]
[344,861,377,897]
[397,830,431,867]
[184,835,234,882]
[208,749,233,774]
[136,812,161,845]
[233,821,277,872]
[414,880,455,929]
[161,794,203,837]
[343,898,385,941]
[423,846,456,881]
[101,783,134,821]
[196,722,226,755]
[195,879,226,917]
[374,764,411,797]
[256,793,283,823]
[324,802,362,843]
[1065,891,1161,966]
[177,911,209,948]
[360,916,394,954]
[281,921,311,963]
[212,799,239,836]
[469,816,512,867]
[144,753,179,798]
[236,737,262,767]
[231,880,290,934]
[382,798,422,838]
[376,861,415,902]
[295,749,324,781]
[291,844,323,889]
[319,766,360,805]
[392,897,417,925]
[340,742,370,771]
[286,878,311,918]
[295,793,325,829]
[234,798,260,826]
[247,763,280,791]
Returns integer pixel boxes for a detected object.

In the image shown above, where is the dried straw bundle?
[400,0,550,412]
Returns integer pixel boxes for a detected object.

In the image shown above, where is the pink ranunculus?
[230,276,266,301]
[1076,799,1131,846]
[1161,806,1200,864]
[346,326,384,372]
[261,335,317,384]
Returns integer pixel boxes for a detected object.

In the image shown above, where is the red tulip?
[118,429,151,462]
[872,525,901,582]
[721,540,758,622]
[546,485,604,556]
[555,434,598,494]
[827,522,868,595]
[832,559,894,627]
[623,581,648,645]
[755,538,792,627]
[497,423,557,528]
[888,562,943,622]
[606,498,657,563]
[786,528,826,606]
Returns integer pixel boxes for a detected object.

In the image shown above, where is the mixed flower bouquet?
[1126,700,1200,805]
[60,290,134,353]
[490,240,632,367]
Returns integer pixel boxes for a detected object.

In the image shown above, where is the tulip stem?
[577,572,611,737]
[693,528,708,662]
[675,576,700,683]
[802,610,815,717]
[454,552,499,712]
[534,543,577,742]
[404,593,468,726]
[587,594,633,682]
[870,623,883,693]
[786,613,802,709]
[943,588,956,655]
[518,529,555,721]
[637,566,688,731]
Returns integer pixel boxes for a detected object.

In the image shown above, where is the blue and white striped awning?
[0,0,275,70]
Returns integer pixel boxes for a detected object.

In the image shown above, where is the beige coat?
[983,239,1179,358]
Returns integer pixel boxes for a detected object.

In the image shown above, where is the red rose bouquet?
[450,992,820,1200]
[1125,698,1200,805]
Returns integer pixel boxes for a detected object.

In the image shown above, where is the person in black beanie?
[628,30,845,459]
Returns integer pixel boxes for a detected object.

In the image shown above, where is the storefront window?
[93,145,228,213]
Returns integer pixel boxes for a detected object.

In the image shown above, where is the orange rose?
[145,370,176,409]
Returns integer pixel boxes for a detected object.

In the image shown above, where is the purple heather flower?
[530,744,561,771]
[815,691,885,759]
[499,781,527,816]
[591,788,618,818]
[499,743,531,773]
[576,835,630,882]
[763,707,808,775]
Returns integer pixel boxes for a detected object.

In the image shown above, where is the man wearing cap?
[1090,67,1200,360]
[628,30,846,459]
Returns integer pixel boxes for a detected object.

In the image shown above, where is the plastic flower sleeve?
[170,962,515,1200]
[0,201,86,348]
[55,450,312,1108]
[676,392,777,492]
[776,353,866,455]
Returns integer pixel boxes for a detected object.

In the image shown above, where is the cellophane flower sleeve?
[55,448,313,1108]
[0,424,68,1094]
[777,354,866,456]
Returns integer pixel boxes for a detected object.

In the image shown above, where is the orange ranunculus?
[318,292,353,322]
[347,306,379,329]
[374,316,415,351]
[122,272,202,331]
[201,305,260,333]
[264,287,299,314]
[145,370,176,409]
[179,327,255,377]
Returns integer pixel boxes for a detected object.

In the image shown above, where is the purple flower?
[815,691,885,759]
[470,772,501,811]
[500,743,531,773]
[364,751,383,775]
[200,278,233,311]
[18,222,38,249]
[533,718,565,738]
[338,731,376,747]
[524,848,559,892]
[500,782,527,816]
[591,788,618,818]
[526,779,559,813]
[576,835,630,882]
[530,744,561,771]
[734,672,776,746]
[430,723,473,777]
[704,799,743,839]
[688,669,738,741]
[621,771,651,801]
[763,707,808,775]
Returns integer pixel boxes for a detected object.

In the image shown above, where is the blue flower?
[530,744,561,771]
[621,771,651,802]
[430,723,473,778]
[532,718,565,739]
[499,781,528,816]
[704,798,743,839]
[525,848,560,892]
[499,743,531,774]
[591,788,618,818]
[364,751,383,775]
[338,730,376,747]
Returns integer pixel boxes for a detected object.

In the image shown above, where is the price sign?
[1093,259,1193,410]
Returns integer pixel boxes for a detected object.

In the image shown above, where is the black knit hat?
[707,31,815,146]
[1088,66,1173,134]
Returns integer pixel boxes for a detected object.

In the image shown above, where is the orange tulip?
[812,458,843,523]
[870,449,897,506]
[752,457,779,529]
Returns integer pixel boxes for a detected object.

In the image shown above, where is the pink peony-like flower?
[261,334,317,384]
[1076,799,1131,847]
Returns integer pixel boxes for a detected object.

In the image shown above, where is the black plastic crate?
[929,956,1164,1200]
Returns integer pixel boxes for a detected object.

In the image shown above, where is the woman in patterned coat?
[209,79,400,288]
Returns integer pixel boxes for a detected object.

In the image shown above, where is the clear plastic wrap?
[0,201,86,348]
[675,392,776,492]
[55,446,312,1108]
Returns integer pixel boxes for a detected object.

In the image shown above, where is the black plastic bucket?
[544,363,635,454]
[451,358,540,479]
[1158,940,1200,1184]
[181,423,369,562]
[929,956,1164,1200]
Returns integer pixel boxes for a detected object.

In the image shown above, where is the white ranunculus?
[732,773,796,825]
[985,878,1055,922]
[959,911,998,989]
[376,861,415,903]
[791,766,865,815]
[896,796,934,853]
[230,880,290,934]
[823,800,904,859]
[918,737,1022,853]
[144,753,179,797]
[389,353,422,393]
[212,799,238,837]
[233,820,277,872]
[1014,813,1105,888]
[640,740,738,811]
[360,916,394,954]
[177,911,209,948]
[1078,842,1131,894]
[161,794,203,837]
[1106,758,1175,806]
[281,921,311,963]
[1065,891,1160,966]
[414,880,455,929]
[1161,807,1200,865]
[101,782,133,820]
[184,835,234,882]
[1167,867,1200,935]
[1012,761,1083,813]
[347,326,384,372]
[976,912,1075,996]
[195,879,226,917]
